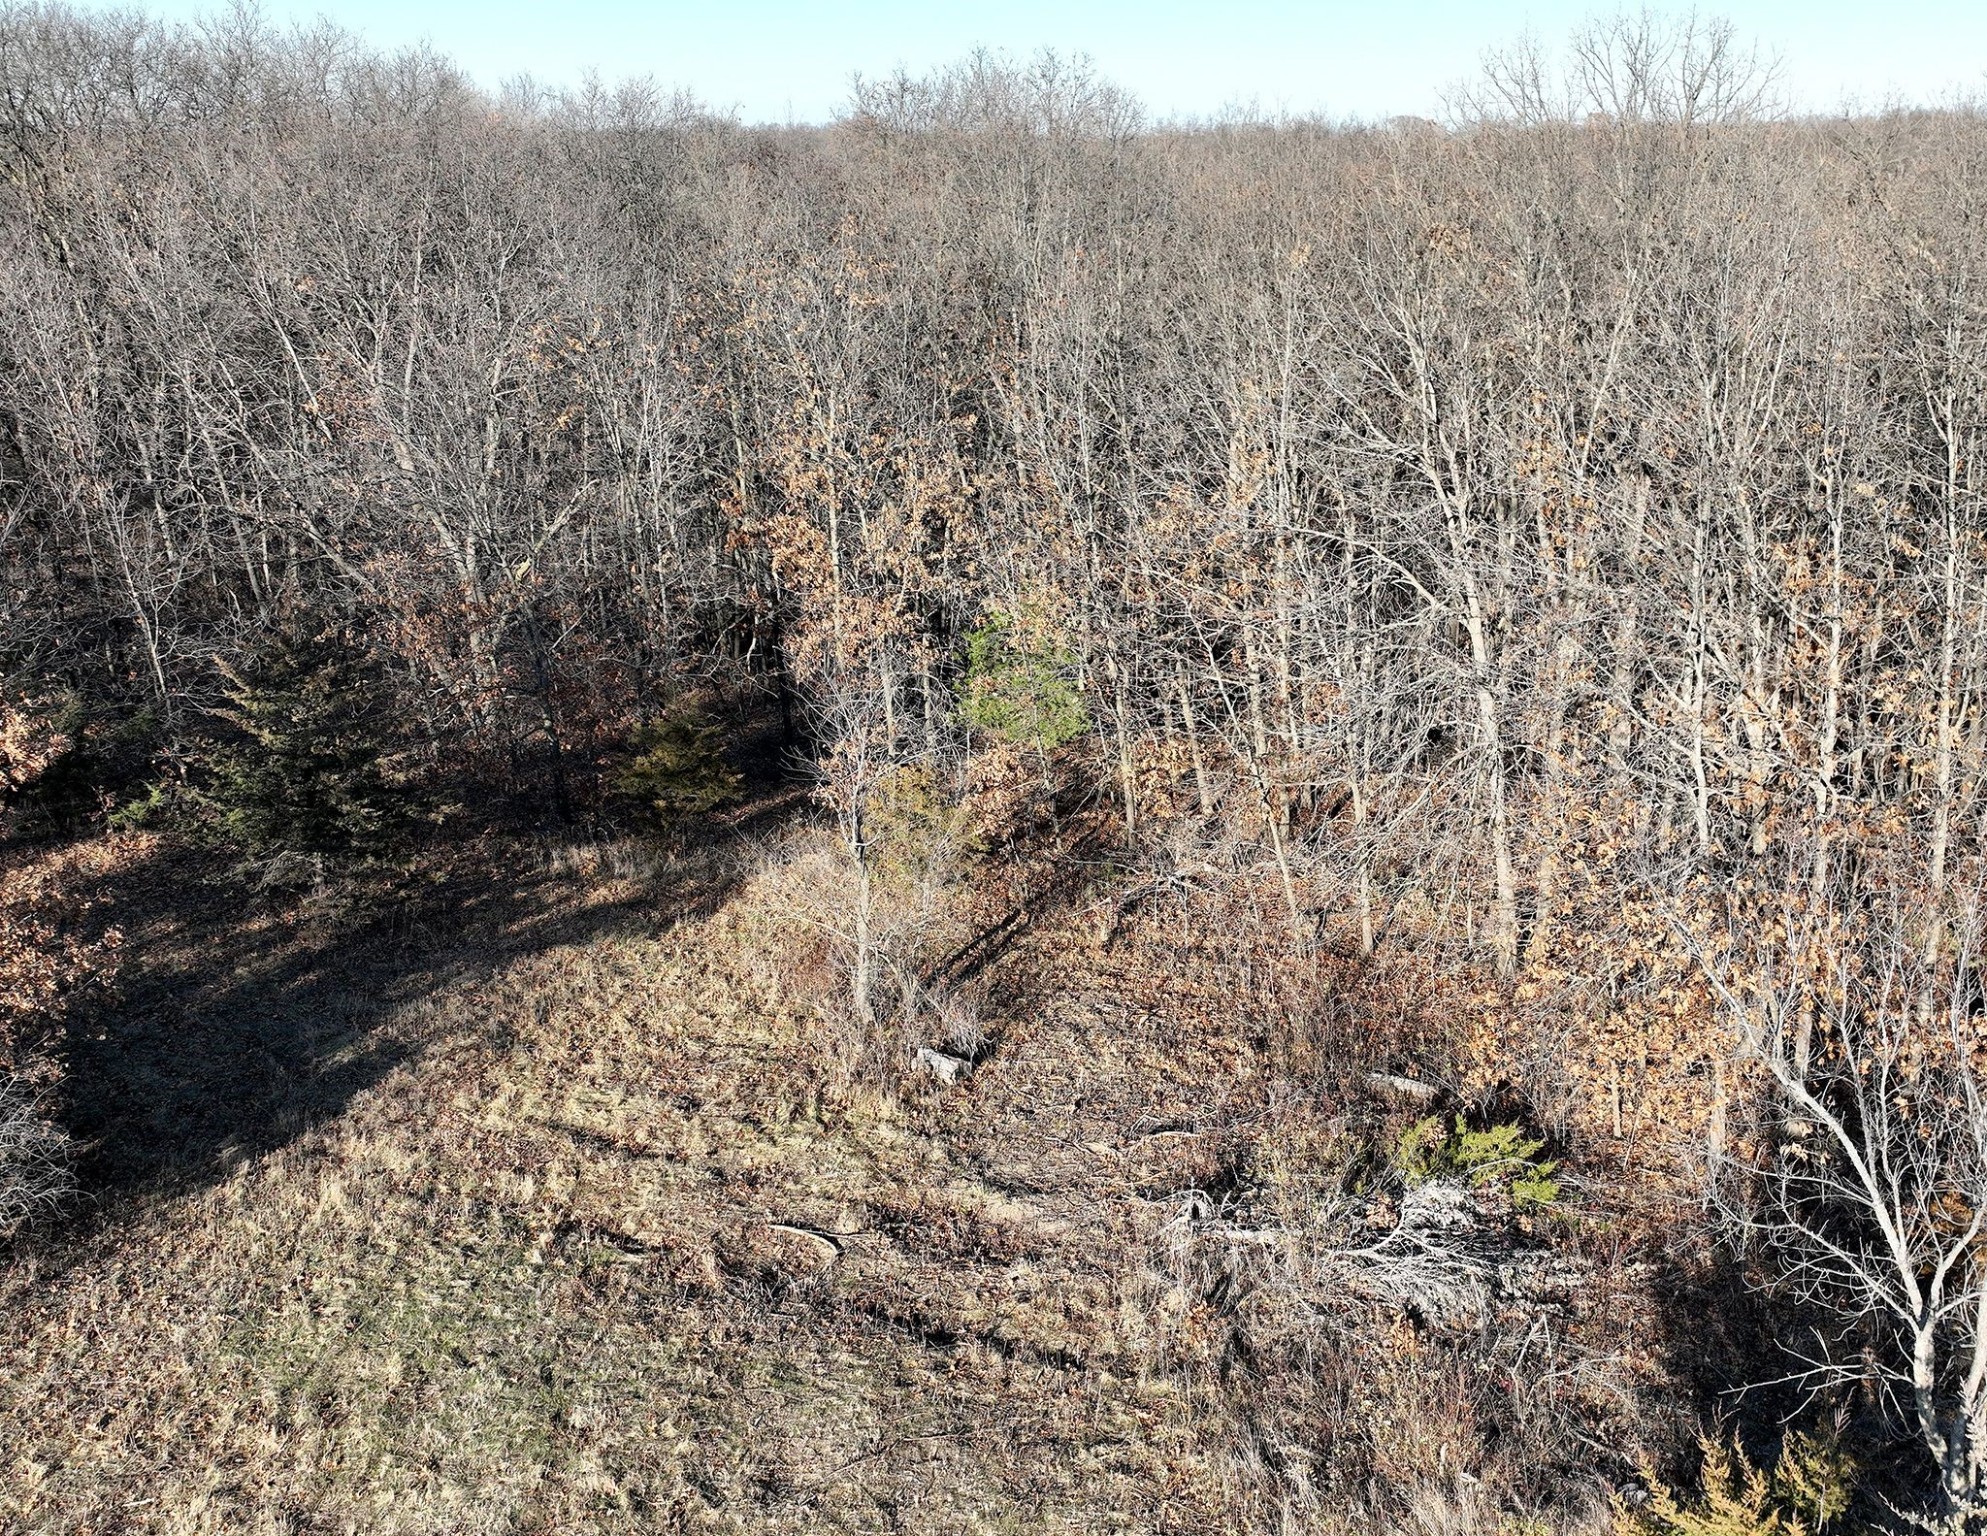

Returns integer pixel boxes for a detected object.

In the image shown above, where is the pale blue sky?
[129,2,1987,123]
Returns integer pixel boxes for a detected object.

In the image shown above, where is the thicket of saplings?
[4,1,1987,1526]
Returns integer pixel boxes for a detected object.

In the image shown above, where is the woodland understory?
[6,5,1987,1532]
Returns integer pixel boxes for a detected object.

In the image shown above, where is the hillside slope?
[0,818,1686,1535]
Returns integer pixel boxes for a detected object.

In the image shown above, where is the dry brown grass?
[0,817,1673,1534]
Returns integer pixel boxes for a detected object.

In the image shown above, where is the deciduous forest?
[5,4,1987,1531]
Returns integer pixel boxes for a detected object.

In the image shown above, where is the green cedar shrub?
[959,613,1088,752]
[1626,1429,1862,1536]
[203,629,413,865]
[612,708,742,834]
[1396,1114,1561,1209]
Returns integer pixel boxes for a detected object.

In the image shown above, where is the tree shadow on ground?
[43,802,786,1234]
[1643,1242,1947,1520]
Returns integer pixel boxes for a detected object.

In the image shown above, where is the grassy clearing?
[0,822,1675,1533]
[0,832,1218,1533]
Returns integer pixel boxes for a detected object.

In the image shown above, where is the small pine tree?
[612,708,742,834]
[1396,1115,1561,1210]
[1627,1430,1861,1536]
[1631,1437,1792,1536]
[865,763,982,892]
[203,629,412,866]
[0,688,159,835]
[959,613,1088,752]
[1772,1428,1860,1531]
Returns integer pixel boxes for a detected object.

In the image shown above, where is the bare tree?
[1699,894,1987,1525]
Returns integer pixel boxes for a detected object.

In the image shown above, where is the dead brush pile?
[1034,862,1699,1535]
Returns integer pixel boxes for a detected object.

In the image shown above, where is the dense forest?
[5,4,1987,1531]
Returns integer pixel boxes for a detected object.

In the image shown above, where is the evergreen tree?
[204,629,412,865]
[612,708,742,835]
[958,614,1087,753]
